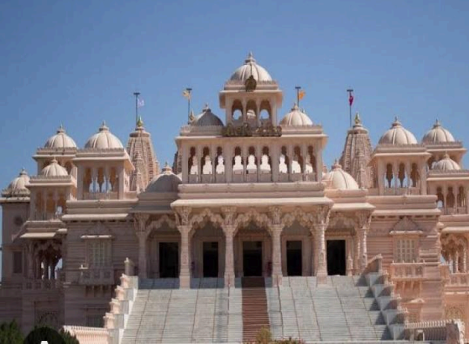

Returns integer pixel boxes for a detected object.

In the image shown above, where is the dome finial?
[203,103,209,111]
[292,103,299,110]
[163,162,172,174]
[57,124,65,133]
[136,115,144,128]
[443,151,450,159]
[189,109,195,123]
[434,119,441,127]
[332,159,342,170]
[19,168,27,176]
[245,52,256,64]
[99,121,109,131]
[392,116,401,127]
[354,112,362,126]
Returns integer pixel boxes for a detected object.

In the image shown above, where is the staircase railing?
[62,326,110,344]
[405,319,466,343]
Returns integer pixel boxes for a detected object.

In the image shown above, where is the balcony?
[447,273,469,286]
[439,207,467,215]
[78,267,115,285]
[83,192,118,200]
[383,187,420,196]
[390,262,425,280]
[188,172,316,184]
[23,279,62,290]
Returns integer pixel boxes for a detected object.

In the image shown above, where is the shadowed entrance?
[326,240,346,275]
[159,242,179,278]
[286,240,302,276]
[203,241,219,277]
[243,241,263,276]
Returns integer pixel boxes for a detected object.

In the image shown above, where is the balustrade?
[78,267,115,285]
[188,171,315,184]
[390,262,425,280]
[448,272,469,286]
[383,187,420,196]
[440,206,467,215]
[83,191,118,200]
[23,279,62,290]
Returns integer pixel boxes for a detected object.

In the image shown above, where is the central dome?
[85,122,124,149]
[229,53,273,82]
[378,118,418,145]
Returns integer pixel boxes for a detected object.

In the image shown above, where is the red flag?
[349,93,354,106]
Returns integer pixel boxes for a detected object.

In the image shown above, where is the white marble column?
[118,166,125,199]
[314,223,327,283]
[454,251,460,273]
[270,224,283,286]
[178,225,191,289]
[360,228,368,270]
[222,225,235,288]
[316,147,323,182]
[137,233,147,278]
[354,234,361,274]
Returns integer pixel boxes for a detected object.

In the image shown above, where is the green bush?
[59,329,80,344]
[0,320,23,344]
[244,327,305,344]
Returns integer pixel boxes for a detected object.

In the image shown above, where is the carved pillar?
[393,162,398,189]
[118,166,125,199]
[420,163,427,195]
[177,225,191,289]
[354,233,361,274]
[77,165,84,199]
[346,238,353,276]
[225,144,233,183]
[358,212,371,270]
[27,242,34,279]
[315,222,327,282]
[454,251,459,273]
[272,144,279,182]
[462,245,467,273]
[316,147,323,182]
[377,161,384,195]
[134,214,150,278]
[222,224,236,288]
[270,224,284,286]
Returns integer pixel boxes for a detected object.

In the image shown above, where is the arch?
[292,146,303,174]
[259,100,271,121]
[216,147,224,175]
[231,100,243,122]
[385,163,393,188]
[246,146,257,174]
[201,147,212,175]
[233,146,243,175]
[189,147,198,175]
[436,187,444,208]
[398,163,405,187]
[260,146,271,174]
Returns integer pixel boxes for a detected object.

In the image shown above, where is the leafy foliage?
[0,320,23,344]
[59,329,80,344]
[244,327,305,344]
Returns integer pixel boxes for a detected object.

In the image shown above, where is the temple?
[1,53,468,343]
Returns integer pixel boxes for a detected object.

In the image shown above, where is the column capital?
[177,224,192,235]
[175,207,192,226]
[269,224,284,234]
[222,224,236,236]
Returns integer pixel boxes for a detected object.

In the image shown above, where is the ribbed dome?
[2,169,30,197]
[433,154,460,171]
[41,159,68,177]
[422,120,455,144]
[324,161,359,190]
[85,122,123,149]
[280,104,313,126]
[145,164,181,193]
[44,125,77,149]
[378,118,418,145]
[192,105,223,127]
[229,53,273,82]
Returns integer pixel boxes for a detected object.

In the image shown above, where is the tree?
[0,320,24,344]
[59,329,80,344]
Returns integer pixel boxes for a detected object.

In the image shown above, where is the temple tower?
[339,113,374,188]
[127,117,160,192]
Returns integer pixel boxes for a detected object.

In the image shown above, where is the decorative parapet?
[448,273,469,286]
[405,319,466,344]
[390,262,425,281]
[78,267,115,286]
[62,326,110,344]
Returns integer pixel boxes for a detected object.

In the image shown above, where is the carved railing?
[390,262,425,280]
[440,206,468,215]
[383,187,420,196]
[363,254,383,274]
[23,279,62,290]
[62,326,110,344]
[83,192,118,200]
[79,267,115,285]
[188,171,316,184]
[448,273,469,286]
[405,319,466,343]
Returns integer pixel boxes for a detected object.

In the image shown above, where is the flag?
[349,93,354,106]
[298,90,305,100]
[137,98,144,107]
[183,90,191,100]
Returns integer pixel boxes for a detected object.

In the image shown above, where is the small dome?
[433,153,460,171]
[324,161,359,190]
[378,117,418,145]
[85,122,124,149]
[44,125,77,149]
[2,169,30,197]
[145,164,181,193]
[41,159,68,177]
[422,120,455,144]
[192,105,224,127]
[229,53,273,82]
[280,104,313,126]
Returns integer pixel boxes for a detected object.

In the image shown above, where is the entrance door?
[243,241,263,276]
[287,241,302,276]
[159,242,179,278]
[326,240,346,275]
[203,242,219,277]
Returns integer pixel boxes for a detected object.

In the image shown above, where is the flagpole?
[347,89,353,128]
[133,92,140,125]
[295,86,301,106]
[185,87,192,122]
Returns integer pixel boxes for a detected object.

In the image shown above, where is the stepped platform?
[119,275,428,344]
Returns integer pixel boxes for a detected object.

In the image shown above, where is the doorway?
[326,240,346,275]
[287,241,302,276]
[203,242,219,277]
[243,241,263,276]
[159,242,179,278]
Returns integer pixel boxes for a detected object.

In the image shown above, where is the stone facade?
[1,53,469,335]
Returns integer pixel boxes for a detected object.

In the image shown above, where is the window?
[88,240,111,267]
[396,239,416,262]
[13,251,22,274]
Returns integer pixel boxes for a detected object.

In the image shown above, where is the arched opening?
[410,163,419,187]
[46,192,55,217]
[398,163,405,187]
[201,147,212,175]
[189,147,198,175]
[259,100,271,122]
[64,162,73,175]
[427,157,435,170]
[457,186,466,208]
[233,147,243,175]
[292,146,303,174]
[246,146,257,175]
[279,146,289,174]
[232,100,243,122]
[215,147,224,175]
[246,100,257,123]
[447,187,455,209]
[436,187,444,208]
[260,147,271,174]
[35,191,44,219]
[385,164,393,188]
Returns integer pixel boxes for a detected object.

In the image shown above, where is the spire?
[136,116,144,129]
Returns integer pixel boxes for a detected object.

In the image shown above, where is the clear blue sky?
[1,1,469,192]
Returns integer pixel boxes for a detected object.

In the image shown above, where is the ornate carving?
[133,213,150,233]
[175,207,192,226]
[269,206,282,225]
[148,214,176,232]
[356,211,372,230]
[392,216,419,233]
[221,122,282,137]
